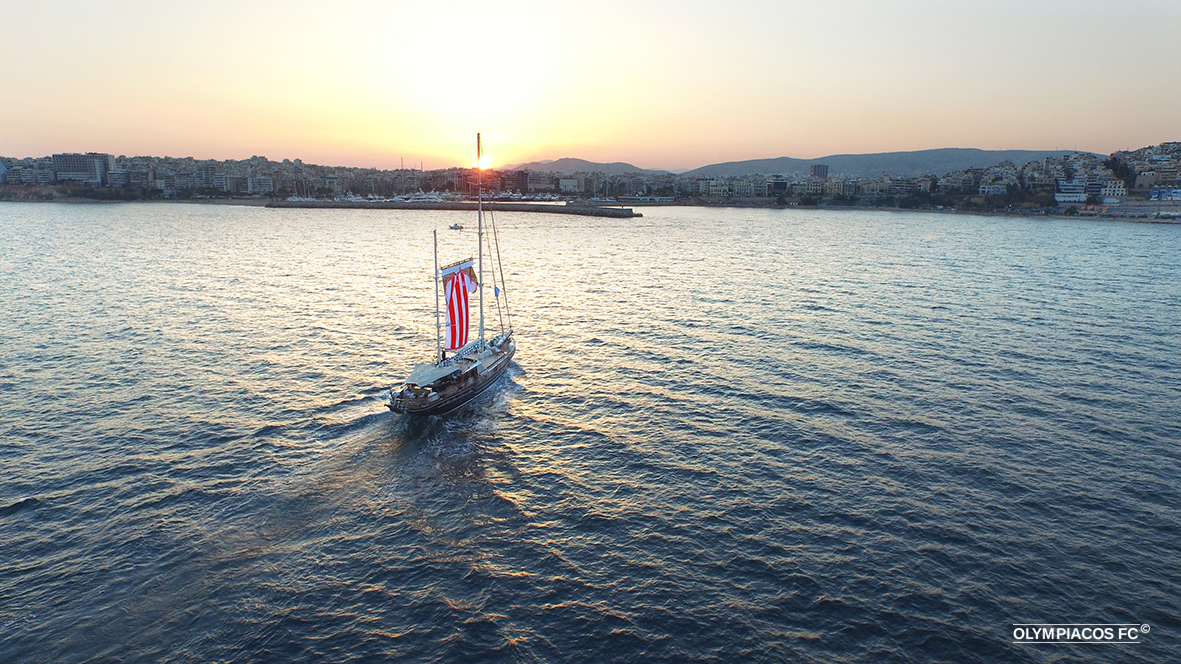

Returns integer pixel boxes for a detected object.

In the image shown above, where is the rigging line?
[489,205,512,330]
[487,208,506,333]
[489,207,508,332]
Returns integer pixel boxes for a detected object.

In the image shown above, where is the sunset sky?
[3,0,1178,171]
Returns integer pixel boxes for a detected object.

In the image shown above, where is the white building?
[1054,179,1087,203]
[52,152,115,186]
[708,180,731,197]
[1100,180,1127,199]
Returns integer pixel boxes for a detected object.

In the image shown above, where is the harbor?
[267,199,641,218]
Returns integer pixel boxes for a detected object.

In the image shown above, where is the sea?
[1,201,1178,663]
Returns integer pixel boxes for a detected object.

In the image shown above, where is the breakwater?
[267,199,641,217]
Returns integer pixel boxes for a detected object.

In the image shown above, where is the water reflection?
[0,203,1178,662]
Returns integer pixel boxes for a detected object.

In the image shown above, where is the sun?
[476,154,493,170]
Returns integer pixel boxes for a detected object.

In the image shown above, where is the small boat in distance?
[388,134,516,416]
[448,223,463,230]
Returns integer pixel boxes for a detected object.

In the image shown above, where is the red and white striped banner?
[443,262,478,351]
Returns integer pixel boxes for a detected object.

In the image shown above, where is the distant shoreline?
[670,197,1181,223]
[2,195,1177,224]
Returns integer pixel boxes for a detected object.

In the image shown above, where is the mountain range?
[505,148,1097,178]
[500,157,669,176]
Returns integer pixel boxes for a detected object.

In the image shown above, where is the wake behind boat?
[388,134,516,416]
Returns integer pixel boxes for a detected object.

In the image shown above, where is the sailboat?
[388,134,516,416]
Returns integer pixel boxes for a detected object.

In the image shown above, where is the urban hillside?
[2,143,1179,218]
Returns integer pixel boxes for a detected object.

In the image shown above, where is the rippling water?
[1,202,1178,662]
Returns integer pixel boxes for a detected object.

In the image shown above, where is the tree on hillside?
[1104,156,1137,190]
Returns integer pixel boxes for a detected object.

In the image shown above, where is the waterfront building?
[1020,161,1057,191]
[559,177,586,193]
[5,164,31,185]
[499,170,528,194]
[859,179,885,200]
[937,173,963,192]
[961,172,980,191]
[49,153,113,186]
[707,180,731,197]
[52,152,115,185]
[1101,180,1127,198]
[441,169,467,192]
[196,165,218,189]
[527,174,556,191]
[128,169,152,187]
[248,177,274,194]
[790,180,823,196]
[669,178,693,196]
[1055,179,1087,203]
[885,177,911,197]
[224,175,248,193]
[107,170,130,187]
[1155,164,1179,186]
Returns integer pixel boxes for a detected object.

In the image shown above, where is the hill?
[680,148,1094,178]
[500,157,669,175]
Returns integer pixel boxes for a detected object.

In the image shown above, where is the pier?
[267,200,642,218]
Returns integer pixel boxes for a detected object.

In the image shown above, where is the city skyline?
[3,0,1178,171]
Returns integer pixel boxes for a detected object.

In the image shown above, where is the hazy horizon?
[0,145,1106,176]
[3,0,1178,171]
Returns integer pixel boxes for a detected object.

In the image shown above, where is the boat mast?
[434,229,441,363]
[477,133,485,346]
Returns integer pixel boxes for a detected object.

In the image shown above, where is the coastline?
[671,197,1181,223]
[2,193,1176,223]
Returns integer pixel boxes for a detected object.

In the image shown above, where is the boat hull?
[388,343,515,416]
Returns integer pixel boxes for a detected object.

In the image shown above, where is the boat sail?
[388,134,516,416]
